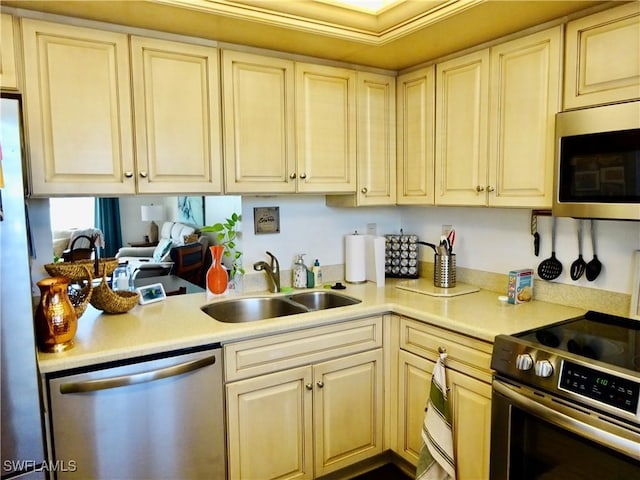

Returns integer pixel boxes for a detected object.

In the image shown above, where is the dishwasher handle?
[60,355,217,394]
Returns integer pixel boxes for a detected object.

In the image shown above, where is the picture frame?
[177,196,204,226]
[631,250,640,320]
[254,207,280,234]
[136,283,167,305]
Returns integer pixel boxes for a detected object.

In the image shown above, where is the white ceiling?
[3,0,606,70]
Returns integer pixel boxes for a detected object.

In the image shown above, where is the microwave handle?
[493,380,640,461]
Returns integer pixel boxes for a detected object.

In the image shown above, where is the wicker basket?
[45,258,118,281]
[90,276,139,314]
[64,265,93,319]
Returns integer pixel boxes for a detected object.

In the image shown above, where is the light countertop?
[37,279,585,374]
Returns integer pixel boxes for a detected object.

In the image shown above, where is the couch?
[116,222,208,279]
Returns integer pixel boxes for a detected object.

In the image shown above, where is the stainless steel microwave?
[553,101,640,221]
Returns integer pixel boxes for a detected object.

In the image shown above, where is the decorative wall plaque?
[253,207,280,234]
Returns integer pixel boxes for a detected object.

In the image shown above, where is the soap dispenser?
[293,254,308,289]
[312,259,323,288]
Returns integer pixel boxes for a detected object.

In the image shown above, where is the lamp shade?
[141,205,164,222]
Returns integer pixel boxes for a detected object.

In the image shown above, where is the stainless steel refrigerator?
[1,96,46,479]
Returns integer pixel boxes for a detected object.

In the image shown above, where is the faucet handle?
[266,251,279,270]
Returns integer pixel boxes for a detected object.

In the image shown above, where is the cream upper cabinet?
[435,49,490,206]
[295,62,357,193]
[222,50,296,194]
[327,71,396,206]
[396,66,436,205]
[564,2,640,109]
[130,36,222,194]
[488,26,562,208]
[396,317,493,480]
[21,18,135,196]
[435,27,561,208]
[1,14,18,91]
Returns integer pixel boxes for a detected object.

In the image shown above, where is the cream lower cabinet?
[435,26,561,208]
[395,66,436,205]
[564,2,640,109]
[396,317,493,480]
[225,317,384,479]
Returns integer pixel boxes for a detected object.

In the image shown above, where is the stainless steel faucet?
[253,251,280,293]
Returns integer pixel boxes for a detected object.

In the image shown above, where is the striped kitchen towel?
[416,351,456,480]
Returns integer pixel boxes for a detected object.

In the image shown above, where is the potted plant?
[201,213,244,291]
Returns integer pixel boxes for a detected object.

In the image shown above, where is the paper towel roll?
[345,234,366,283]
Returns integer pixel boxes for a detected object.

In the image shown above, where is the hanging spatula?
[537,216,562,281]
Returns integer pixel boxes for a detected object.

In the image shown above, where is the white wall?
[241,196,401,270]
[240,199,639,295]
[400,206,639,295]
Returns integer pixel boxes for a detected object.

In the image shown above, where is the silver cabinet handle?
[124,171,134,178]
[475,185,485,193]
[289,173,297,179]
[139,171,148,178]
[316,381,324,388]
[305,383,313,391]
[493,380,640,460]
[60,355,216,394]
[361,187,368,194]
[487,186,495,192]
[299,173,307,179]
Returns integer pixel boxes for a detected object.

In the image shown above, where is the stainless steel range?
[490,310,640,479]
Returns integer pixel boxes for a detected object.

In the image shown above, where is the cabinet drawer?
[399,317,492,381]
[225,316,383,381]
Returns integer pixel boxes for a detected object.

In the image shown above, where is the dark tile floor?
[350,463,413,480]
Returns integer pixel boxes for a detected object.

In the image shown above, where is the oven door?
[490,379,640,479]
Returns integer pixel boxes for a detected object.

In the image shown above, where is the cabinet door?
[1,14,18,91]
[435,50,489,205]
[396,66,436,205]
[397,351,492,480]
[222,50,296,194]
[488,26,561,208]
[565,2,640,109]
[226,366,313,480]
[295,63,357,193]
[130,36,222,194]
[355,72,396,205]
[313,349,383,476]
[21,19,135,196]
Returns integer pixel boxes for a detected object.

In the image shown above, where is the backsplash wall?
[241,197,640,296]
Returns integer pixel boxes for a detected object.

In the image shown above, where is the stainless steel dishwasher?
[46,345,225,479]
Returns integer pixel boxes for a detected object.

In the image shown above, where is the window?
[49,197,95,231]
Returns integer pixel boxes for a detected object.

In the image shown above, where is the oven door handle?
[493,380,640,461]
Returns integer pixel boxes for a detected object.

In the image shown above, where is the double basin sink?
[201,290,361,323]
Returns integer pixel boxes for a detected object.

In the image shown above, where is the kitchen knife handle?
[534,232,540,256]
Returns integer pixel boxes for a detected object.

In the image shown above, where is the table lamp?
[141,205,164,243]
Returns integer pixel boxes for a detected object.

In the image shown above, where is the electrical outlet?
[366,223,377,236]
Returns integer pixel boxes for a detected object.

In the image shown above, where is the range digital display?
[559,361,640,414]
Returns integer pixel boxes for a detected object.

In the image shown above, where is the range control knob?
[534,360,554,378]
[515,353,534,371]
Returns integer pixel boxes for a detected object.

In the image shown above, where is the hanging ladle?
[569,219,586,281]
[585,219,602,281]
